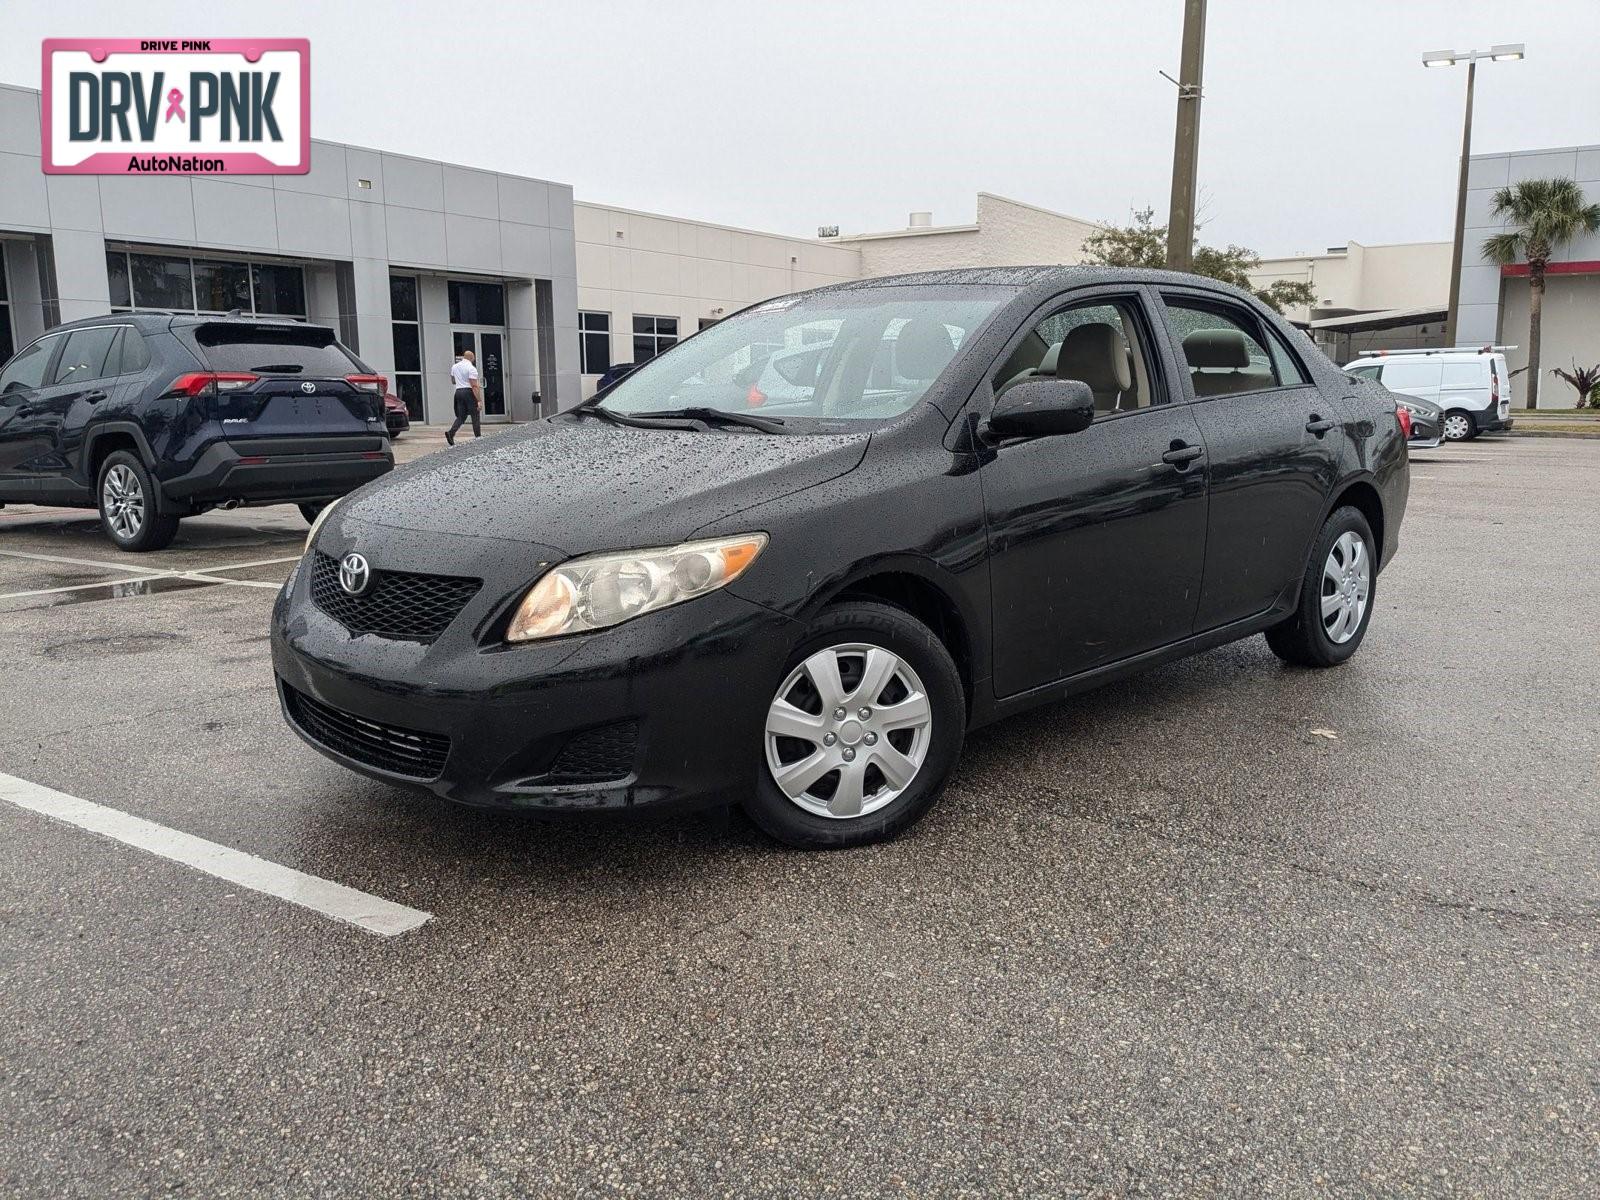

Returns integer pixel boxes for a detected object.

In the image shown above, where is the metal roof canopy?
[1309,306,1448,333]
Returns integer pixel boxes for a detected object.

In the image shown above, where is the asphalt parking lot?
[1,432,1596,1197]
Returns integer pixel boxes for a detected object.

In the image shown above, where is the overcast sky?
[7,1,1598,256]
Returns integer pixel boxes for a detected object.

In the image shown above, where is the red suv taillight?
[168,371,259,396]
[345,374,386,393]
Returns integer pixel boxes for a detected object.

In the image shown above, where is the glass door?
[450,329,508,419]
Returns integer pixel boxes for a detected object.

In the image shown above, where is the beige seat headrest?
[1183,328,1251,369]
[1054,323,1132,393]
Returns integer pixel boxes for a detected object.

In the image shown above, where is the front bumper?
[271,557,799,812]
[162,437,393,507]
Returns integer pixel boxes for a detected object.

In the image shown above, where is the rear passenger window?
[1380,361,1441,391]
[51,327,120,385]
[1440,363,1481,389]
[0,336,59,395]
[1267,331,1309,385]
[1163,298,1279,397]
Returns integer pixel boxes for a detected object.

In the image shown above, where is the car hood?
[336,419,869,556]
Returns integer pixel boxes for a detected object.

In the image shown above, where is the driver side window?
[0,335,58,397]
[993,298,1157,417]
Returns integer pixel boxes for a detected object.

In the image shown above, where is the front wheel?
[1266,506,1376,668]
[745,601,965,849]
[97,451,179,552]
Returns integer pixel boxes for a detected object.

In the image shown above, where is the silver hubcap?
[764,642,933,819]
[101,465,144,540]
[1321,530,1371,644]
[1443,413,1471,440]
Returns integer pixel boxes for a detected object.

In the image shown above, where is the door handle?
[1160,443,1204,468]
[83,389,108,403]
[1306,415,1335,435]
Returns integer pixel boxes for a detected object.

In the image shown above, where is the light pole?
[1424,43,1524,345]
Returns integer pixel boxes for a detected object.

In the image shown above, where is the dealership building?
[8,74,1597,416]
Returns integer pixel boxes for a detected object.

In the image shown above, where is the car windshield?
[592,287,1009,431]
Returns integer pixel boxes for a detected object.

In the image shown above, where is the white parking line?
[0,772,432,937]
[0,548,171,574]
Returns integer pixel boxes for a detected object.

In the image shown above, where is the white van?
[1345,348,1514,441]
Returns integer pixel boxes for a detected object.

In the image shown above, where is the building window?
[389,274,425,421]
[579,311,611,374]
[0,242,12,366]
[105,249,307,319]
[447,280,505,326]
[632,314,678,362]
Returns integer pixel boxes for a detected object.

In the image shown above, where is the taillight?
[745,383,767,408]
[1396,405,1412,439]
[167,372,258,396]
[1491,370,1500,405]
[346,374,386,393]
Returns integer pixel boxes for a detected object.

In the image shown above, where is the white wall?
[1497,273,1600,406]
[1251,240,1450,324]
[841,193,1100,279]
[574,202,860,395]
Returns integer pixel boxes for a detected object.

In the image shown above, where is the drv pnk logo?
[41,38,309,175]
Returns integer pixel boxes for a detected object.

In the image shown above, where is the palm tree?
[1481,178,1600,409]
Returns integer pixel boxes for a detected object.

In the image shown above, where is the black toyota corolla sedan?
[273,267,1408,848]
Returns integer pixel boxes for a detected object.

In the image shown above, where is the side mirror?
[986,378,1095,438]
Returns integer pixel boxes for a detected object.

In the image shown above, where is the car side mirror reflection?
[986,378,1095,438]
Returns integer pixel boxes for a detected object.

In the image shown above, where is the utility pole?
[1165,0,1207,272]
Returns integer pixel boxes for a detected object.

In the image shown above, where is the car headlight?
[303,499,341,555]
[507,534,768,642]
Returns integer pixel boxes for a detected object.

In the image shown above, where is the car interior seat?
[1053,322,1134,412]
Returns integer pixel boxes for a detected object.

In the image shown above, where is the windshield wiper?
[570,405,660,428]
[622,406,787,433]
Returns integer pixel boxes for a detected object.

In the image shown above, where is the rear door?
[187,322,386,440]
[1439,360,1492,419]
[1158,289,1339,632]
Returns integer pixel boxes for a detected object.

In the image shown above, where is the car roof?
[41,312,335,336]
[771,264,1273,314]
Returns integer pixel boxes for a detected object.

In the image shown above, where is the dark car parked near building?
[274,267,1409,848]
[0,314,393,550]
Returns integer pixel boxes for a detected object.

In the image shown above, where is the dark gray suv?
[0,313,393,550]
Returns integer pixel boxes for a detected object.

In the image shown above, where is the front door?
[981,291,1209,698]
[451,329,508,420]
[0,332,66,484]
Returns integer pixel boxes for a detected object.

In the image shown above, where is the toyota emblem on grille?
[300,381,316,394]
[338,552,371,596]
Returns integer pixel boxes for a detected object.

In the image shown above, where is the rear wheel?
[1265,506,1376,668]
[97,451,179,552]
[1441,409,1475,441]
[745,601,965,849]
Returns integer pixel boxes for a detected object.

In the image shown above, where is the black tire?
[298,502,328,524]
[744,600,966,849]
[96,451,179,552]
[1266,506,1377,668]
[1441,409,1476,442]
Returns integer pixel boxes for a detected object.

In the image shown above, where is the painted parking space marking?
[0,548,172,574]
[0,554,301,604]
[0,772,432,937]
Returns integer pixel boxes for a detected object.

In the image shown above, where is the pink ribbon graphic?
[164,88,185,123]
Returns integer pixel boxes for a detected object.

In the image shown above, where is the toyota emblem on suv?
[338,552,371,596]
[301,381,317,394]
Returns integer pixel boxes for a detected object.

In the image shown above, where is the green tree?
[1480,178,1600,409]
[1081,208,1316,315]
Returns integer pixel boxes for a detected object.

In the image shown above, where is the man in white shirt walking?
[446,350,483,445]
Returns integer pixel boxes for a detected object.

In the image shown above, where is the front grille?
[282,684,450,780]
[544,721,640,784]
[309,551,479,642]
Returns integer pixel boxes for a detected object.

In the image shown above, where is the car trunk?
[187,322,383,440]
